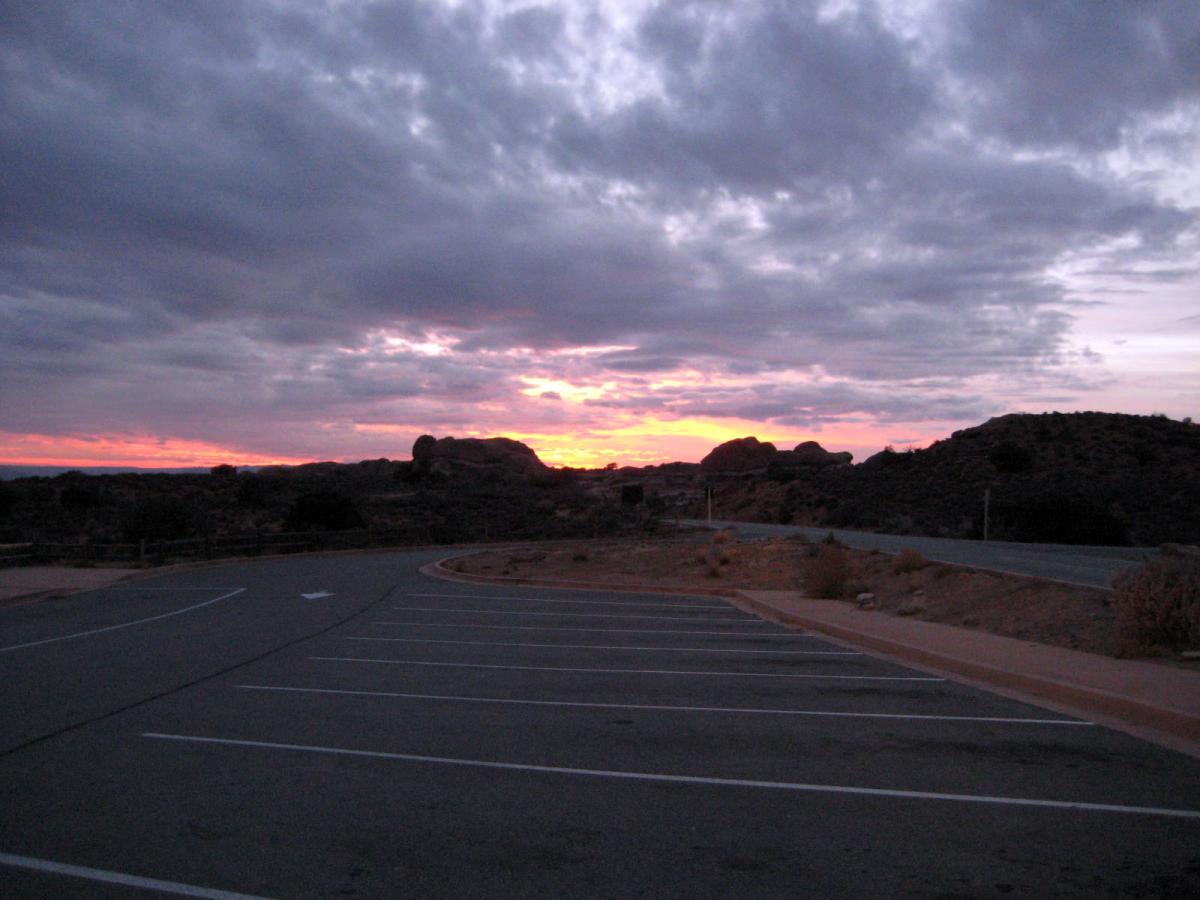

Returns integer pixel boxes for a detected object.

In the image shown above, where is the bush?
[120,495,199,541]
[989,441,1035,474]
[991,491,1129,546]
[59,483,102,510]
[1112,552,1200,655]
[285,490,364,531]
[805,542,851,599]
[892,548,929,574]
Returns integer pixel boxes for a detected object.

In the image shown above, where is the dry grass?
[1112,552,1200,655]
[892,548,930,574]
[805,542,852,599]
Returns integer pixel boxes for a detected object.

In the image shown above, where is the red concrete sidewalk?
[736,590,1200,759]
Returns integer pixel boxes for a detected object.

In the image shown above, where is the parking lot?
[2,551,1199,897]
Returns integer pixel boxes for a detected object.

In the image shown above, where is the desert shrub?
[1112,553,1200,654]
[805,542,851,599]
[822,500,869,528]
[236,476,279,508]
[59,483,103,510]
[285,490,364,531]
[989,441,1035,474]
[120,495,199,541]
[712,529,732,545]
[892,548,929,574]
[992,492,1129,546]
[620,484,644,506]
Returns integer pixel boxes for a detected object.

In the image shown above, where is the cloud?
[944,1,1200,151]
[1,0,1197,463]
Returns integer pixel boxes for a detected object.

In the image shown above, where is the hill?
[697,412,1200,545]
[1,413,1196,554]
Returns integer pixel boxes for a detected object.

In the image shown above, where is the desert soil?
[446,533,1125,658]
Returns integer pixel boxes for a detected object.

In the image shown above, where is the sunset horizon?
[3,3,1197,474]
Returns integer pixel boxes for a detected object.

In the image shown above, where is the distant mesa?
[700,436,851,472]
[411,434,549,477]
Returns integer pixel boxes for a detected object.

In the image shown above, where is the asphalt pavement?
[684,519,1153,588]
[1,549,1198,897]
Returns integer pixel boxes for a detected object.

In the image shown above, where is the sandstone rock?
[411,434,548,477]
[855,592,875,604]
[700,436,778,472]
[789,441,853,467]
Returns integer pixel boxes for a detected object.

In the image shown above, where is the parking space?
[2,558,1199,897]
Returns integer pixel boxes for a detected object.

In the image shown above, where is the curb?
[419,551,1199,758]
[730,592,1200,755]
[421,557,740,599]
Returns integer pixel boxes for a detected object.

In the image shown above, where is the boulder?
[790,441,853,467]
[411,435,549,477]
[700,437,778,472]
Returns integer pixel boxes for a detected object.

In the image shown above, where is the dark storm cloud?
[551,0,933,192]
[1,0,1197,452]
[946,0,1200,150]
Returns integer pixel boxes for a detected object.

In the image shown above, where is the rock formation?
[784,441,853,467]
[411,434,549,478]
[699,437,778,472]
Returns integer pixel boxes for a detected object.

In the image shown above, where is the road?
[684,519,1153,588]
[1,549,1198,897]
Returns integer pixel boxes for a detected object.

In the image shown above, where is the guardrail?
[0,527,424,568]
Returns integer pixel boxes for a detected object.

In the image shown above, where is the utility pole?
[983,488,990,542]
[706,486,713,526]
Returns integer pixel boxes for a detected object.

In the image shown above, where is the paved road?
[2,549,1198,897]
[684,519,1153,589]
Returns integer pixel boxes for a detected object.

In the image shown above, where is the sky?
[2,0,1198,470]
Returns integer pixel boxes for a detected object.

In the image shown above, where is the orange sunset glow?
[0,415,937,472]
[0,432,310,470]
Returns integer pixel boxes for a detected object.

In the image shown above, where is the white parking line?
[347,636,860,655]
[0,588,246,653]
[141,733,1200,820]
[393,606,760,623]
[0,851,269,899]
[311,656,944,681]
[409,592,729,609]
[372,621,812,637]
[238,684,1089,725]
